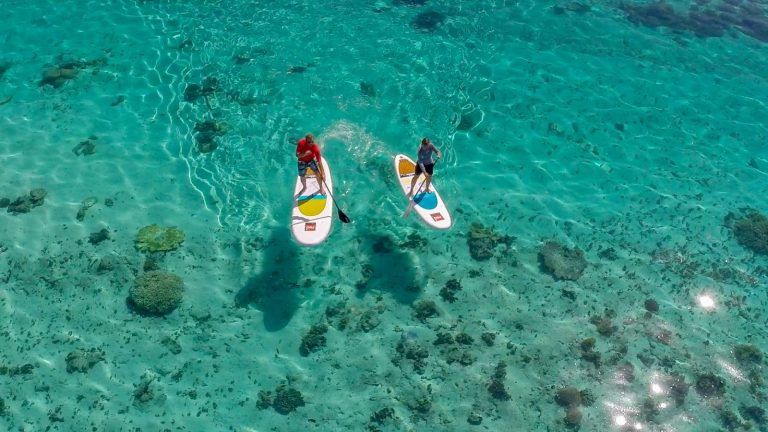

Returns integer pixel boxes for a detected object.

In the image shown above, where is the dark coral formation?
[400,232,428,249]
[360,81,376,97]
[72,138,96,156]
[589,314,616,337]
[732,212,768,254]
[65,348,105,373]
[467,222,514,261]
[721,409,744,430]
[395,334,430,375]
[273,385,305,415]
[579,337,601,367]
[555,387,582,407]
[456,108,483,132]
[133,374,159,405]
[644,298,659,313]
[0,62,10,80]
[481,332,496,347]
[370,407,395,424]
[77,196,98,221]
[184,76,219,103]
[299,323,328,356]
[358,308,381,332]
[621,1,768,43]
[695,373,726,398]
[666,373,689,406]
[88,228,110,245]
[439,278,461,303]
[539,241,588,280]
[740,405,766,425]
[488,362,511,400]
[555,387,588,428]
[467,411,483,425]
[413,300,439,322]
[184,84,202,102]
[617,362,636,383]
[256,390,272,409]
[135,224,185,252]
[161,336,182,355]
[433,331,475,366]
[194,119,227,154]
[734,344,762,364]
[0,363,34,376]
[40,65,78,88]
[413,11,446,32]
[39,58,106,88]
[128,271,184,316]
[325,301,351,330]
[7,188,47,215]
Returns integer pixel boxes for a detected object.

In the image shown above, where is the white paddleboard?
[291,158,334,246]
[394,154,452,230]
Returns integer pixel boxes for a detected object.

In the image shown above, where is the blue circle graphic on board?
[414,192,438,210]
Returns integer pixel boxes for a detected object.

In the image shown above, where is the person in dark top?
[407,137,441,197]
[296,133,325,195]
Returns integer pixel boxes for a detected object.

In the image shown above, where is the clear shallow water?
[1,0,767,430]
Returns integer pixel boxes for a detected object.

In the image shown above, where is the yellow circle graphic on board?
[298,196,327,216]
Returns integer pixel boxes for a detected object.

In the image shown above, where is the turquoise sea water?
[2,0,768,430]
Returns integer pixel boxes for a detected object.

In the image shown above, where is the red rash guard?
[296,138,321,163]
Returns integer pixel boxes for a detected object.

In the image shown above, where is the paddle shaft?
[318,173,351,224]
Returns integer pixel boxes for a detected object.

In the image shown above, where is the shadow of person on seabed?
[234,227,303,332]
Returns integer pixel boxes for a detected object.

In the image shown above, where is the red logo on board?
[431,213,444,221]
[305,223,316,231]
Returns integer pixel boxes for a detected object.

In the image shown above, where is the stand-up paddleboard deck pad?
[394,154,452,230]
[291,158,334,246]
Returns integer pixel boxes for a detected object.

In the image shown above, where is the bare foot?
[319,188,325,195]
[297,186,306,196]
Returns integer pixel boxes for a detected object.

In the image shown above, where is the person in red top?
[296,133,325,195]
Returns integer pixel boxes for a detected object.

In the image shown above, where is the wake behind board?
[394,154,452,230]
[291,158,334,246]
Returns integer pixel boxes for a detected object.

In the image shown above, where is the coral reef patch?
[135,224,185,252]
[65,348,105,373]
[538,241,588,281]
[128,271,184,316]
[7,188,47,215]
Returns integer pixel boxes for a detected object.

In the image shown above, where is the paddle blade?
[338,209,351,223]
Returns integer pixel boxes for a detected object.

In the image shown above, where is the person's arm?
[433,144,441,159]
[312,145,324,175]
[296,142,312,159]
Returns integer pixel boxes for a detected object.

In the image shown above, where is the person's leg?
[297,162,307,195]
[424,163,434,193]
[299,176,307,194]
[408,173,421,197]
[408,163,423,197]
[311,161,325,195]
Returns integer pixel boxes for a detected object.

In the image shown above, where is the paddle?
[403,159,439,218]
[318,174,351,224]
